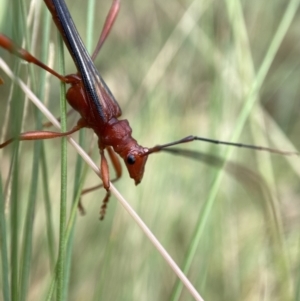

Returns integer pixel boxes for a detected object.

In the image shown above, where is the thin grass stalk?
[171,0,300,300]
[39,4,56,270]
[86,0,96,51]
[41,145,56,269]
[56,32,68,301]
[45,165,89,301]
[10,78,23,301]
[45,274,56,301]
[9,2,26,301]
[19,134,42,301]
[19,1,44,299]
[221,2,299,298]
[230,0,300,143]
[127,0,210,113]
[41,166,56,281]
[296,248,300,301]
[0,174,10,301]
[63,1,96,296]
[226,0,293,299]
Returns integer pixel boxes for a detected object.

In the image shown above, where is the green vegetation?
[0,0,299,300]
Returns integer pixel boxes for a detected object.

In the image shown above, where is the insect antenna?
[145,135,298,156]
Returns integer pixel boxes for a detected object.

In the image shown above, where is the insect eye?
[126,154,136,165]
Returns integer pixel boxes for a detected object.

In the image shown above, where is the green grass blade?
[0,175,10,301]
[18,1,45,300]
[63,1,95,297]
[10,83,23,301]
[231,0,300,142]
[8,3,26,300]
[225,0,296,299]
[86,0,96,52]
[45,166,89,301]
[171,0,300,300]
[39,5,56,270]
[56,32,68,301]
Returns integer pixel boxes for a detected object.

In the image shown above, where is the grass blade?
[56,32,68,301]
[0,174,10,301]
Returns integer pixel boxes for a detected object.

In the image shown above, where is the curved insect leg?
[98,147,123,220]
[0,119,86,148]
[79,146,122,219]
[100,148,110,190]
[98,148,111,220]
[0,34,72,83]
[91,0,120,61]
[106,146,122,179]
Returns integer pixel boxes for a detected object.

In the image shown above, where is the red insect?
[0,0,295,218]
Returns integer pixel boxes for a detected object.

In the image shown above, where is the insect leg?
[0,123,84,148]
[106,146,122,179]
[91,0,120,61]
[99,147,124,220]
[99,191,111,221]
[99,149,110,219]
[79,147,122,219]
[81,146,122,195]
[0,34,71,83]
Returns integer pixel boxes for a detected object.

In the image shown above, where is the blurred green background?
[0,0,300,300]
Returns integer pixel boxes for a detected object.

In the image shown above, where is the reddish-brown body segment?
[0,0,150,218]
[44,0,149,186]
[0,0,149,190]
